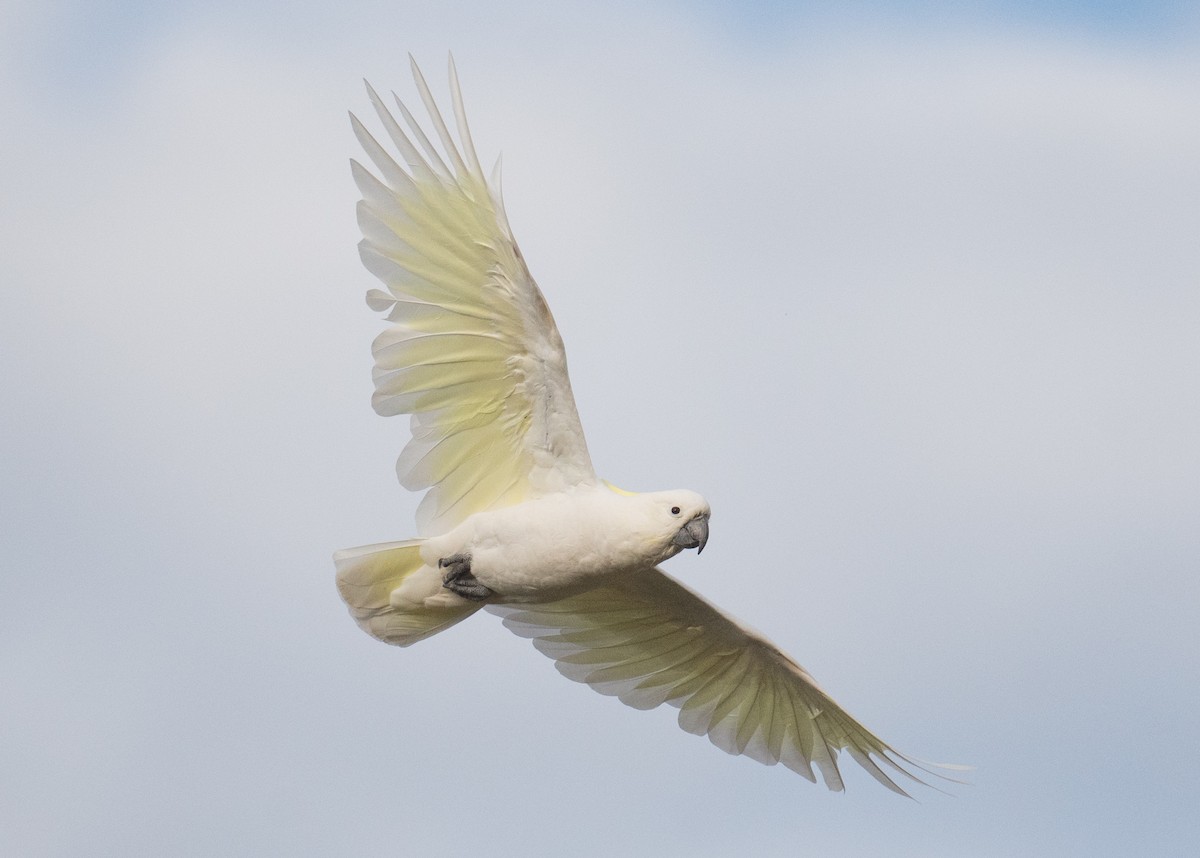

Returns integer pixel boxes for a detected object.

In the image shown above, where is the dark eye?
[671,506,681,515]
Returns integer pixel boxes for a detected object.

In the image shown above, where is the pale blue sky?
[3,2,1198,855]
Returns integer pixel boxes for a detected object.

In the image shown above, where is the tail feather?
[335,539,482,646]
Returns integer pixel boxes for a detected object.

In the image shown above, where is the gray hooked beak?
[673,514,710,554]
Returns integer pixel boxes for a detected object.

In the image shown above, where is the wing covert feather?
[352,57,595,534]
[489,569,952,795]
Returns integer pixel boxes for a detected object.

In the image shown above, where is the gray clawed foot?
[439,553,493,601]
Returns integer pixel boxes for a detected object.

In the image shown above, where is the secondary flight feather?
[336,56,961,795]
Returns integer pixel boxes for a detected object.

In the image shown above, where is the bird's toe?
[439,553,493,601]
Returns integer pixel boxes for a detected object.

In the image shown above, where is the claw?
[439,553,493,601]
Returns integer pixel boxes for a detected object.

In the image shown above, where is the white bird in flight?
[336,56,960,796]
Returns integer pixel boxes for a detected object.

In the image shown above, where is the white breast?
[420,488,668,599]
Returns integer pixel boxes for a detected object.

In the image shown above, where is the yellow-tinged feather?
[489,568,957,795]
[334,540,482,647]
[602,480,639,496]
[352,59,595,535]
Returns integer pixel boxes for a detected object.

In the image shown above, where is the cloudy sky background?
[3,1,1198,855]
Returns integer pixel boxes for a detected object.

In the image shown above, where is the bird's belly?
[470,536,639,601]
[419,492,663,601]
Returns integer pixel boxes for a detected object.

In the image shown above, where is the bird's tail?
[334,539,483,646]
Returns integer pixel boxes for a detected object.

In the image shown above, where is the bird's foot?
[439,553,493,601]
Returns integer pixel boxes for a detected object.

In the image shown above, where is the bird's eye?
[670,506,681,515]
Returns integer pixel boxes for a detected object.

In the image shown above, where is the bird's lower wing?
[488,569,959,795]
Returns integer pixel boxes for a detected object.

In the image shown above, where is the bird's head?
[634,488,711,561]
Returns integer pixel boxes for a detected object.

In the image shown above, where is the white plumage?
[336,56,962,796]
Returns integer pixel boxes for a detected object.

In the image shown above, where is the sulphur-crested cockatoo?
[336,57,958,795]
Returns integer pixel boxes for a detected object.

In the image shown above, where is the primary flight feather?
[337,56,958,795]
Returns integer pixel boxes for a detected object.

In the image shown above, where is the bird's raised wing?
[489,569,957,795]
[351,57,596,534]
